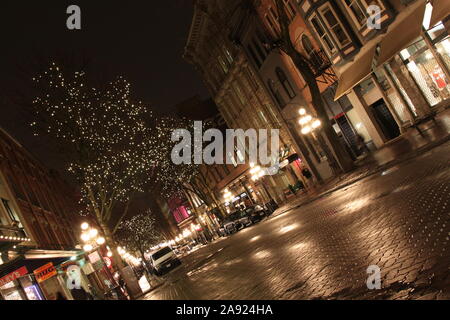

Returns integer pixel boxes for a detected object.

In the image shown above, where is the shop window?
[276,67,296,99]
[400,39,450,107]
[384,63,417,116]
[426,21,450,71]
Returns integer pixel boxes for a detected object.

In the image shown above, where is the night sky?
[0,0,208,171]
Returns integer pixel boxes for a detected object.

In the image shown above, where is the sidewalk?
[274,108,450,217]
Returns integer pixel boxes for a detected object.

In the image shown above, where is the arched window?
[301,34,315,57]
[276,67,296,99]
[268,79,286,108]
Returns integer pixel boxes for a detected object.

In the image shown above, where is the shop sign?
[33,262,57,283]
[103,257,112,268]
[88,251,104,270]
[0,266,28,287]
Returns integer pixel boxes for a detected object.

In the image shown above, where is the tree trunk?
[100,222,134,299]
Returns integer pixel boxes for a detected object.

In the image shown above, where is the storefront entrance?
[371,99,401,140]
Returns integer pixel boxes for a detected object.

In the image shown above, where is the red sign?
[0,266,28,287]
[33,262,57,283]
[103,257,112,268]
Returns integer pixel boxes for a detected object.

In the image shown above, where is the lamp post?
[298,107,341,176]
[79,222,108,255]
[223,189,235,212]
[250,163,272,204]
[298,108,322,135]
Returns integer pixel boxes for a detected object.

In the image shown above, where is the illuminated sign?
[0,266,28,287]
[33,263,57,283]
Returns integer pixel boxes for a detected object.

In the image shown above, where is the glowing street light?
[81,222,89,230]
[312,119,322,129]
[96,237,106,245]
[298,108,321,135]
[89,228,98,238]
[80,233,90,242]
[83,244,93,252]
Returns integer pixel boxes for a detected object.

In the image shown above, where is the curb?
[272,135,450,218]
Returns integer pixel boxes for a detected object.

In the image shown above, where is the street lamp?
[79,222,106,253]
[250,164,265,181]
[298,108,321,135]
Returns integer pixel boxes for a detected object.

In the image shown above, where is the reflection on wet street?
[144,144,450,300]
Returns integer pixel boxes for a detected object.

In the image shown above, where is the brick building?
[0,127,79,300]
[184,0,314,207]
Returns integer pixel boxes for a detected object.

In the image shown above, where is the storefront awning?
[376,1,427,67]
[430,0,450,28]
[334,45,377,101]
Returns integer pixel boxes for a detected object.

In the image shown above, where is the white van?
[150,246,181,276]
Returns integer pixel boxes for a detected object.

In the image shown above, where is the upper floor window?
[310,15,336,54]
[276,67,296,99]
[223,46,234,64]
[343,0,385,29]
[1,198,22,228]
[218,55,229,74]
[247,44,262,68]
[283,0,296,21]
[268,79,286,108]
[252,38,267,63]
[301,34,315,57]
[233,83,247,107]
[265,14,277,36]
[269,6,279,22]
[319,4,351,48]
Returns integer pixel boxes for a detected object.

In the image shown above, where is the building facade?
[184,0,317,209]
[0,127,79,300]
[255,0,449,152]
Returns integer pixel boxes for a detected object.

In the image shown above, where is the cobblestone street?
[144,142,450,300]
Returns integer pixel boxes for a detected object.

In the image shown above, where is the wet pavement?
[143,142,450,300]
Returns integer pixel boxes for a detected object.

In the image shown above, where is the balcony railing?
[308,49,333,77]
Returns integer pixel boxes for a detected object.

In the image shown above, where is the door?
[371,99,400,140]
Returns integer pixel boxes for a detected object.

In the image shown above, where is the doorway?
[371,99,400,140]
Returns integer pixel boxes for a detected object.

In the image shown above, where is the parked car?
[150,246,181,276]
[220,211,245,235]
